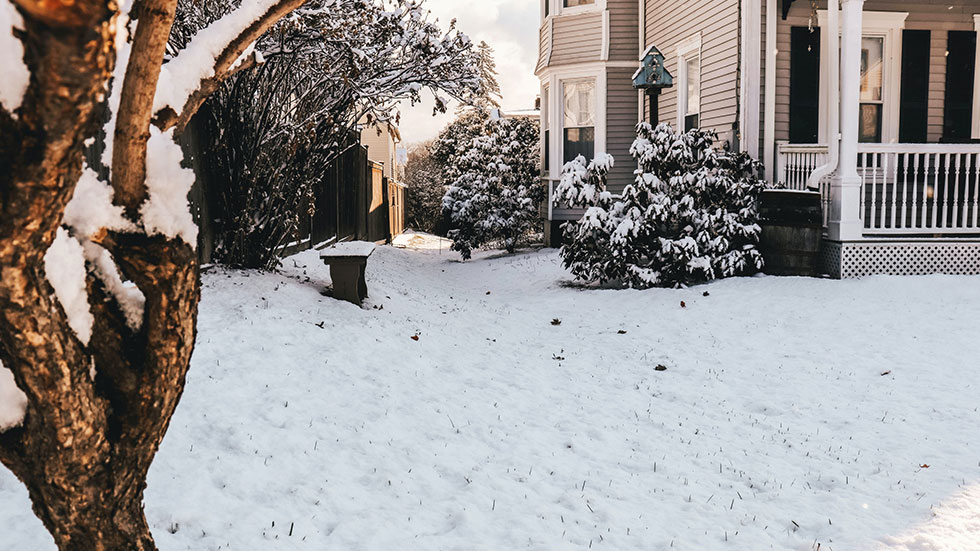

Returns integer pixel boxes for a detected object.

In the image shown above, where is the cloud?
[396,0,541,147]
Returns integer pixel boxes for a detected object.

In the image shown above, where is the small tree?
[442,115,543,259]
[473,40,502,109]
[556,123,765,288]
[431,106,493,183]
[404,141,447,233]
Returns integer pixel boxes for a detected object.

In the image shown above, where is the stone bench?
[320,241,376,305]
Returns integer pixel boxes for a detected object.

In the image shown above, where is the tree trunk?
[0,2,184,550]
[1,0,300,547]
[16,465,157,551]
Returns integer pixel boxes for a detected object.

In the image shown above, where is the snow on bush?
[44,228,95,345]
[441,114,543,260]
[0,1,29,115]
[556,123,765,288]
[0,361,28,432]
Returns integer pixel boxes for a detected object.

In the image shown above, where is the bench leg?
[330,264,363,305]
[358,264,368,301]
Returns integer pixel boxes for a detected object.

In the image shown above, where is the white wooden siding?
[550,13,605,66]
[644,0,741,143]
[606,67,641,194]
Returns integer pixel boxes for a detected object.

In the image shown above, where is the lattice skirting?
[819,240,980,278]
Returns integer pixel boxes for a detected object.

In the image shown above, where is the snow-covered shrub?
[556,123,765,288]
[404,141,448,234]
[441,115,544,259]
[179,0,482,269]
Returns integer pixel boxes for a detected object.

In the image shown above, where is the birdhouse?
[632,45,673,90]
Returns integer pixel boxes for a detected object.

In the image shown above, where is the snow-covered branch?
[153,0,306,133]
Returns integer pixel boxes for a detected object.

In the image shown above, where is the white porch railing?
[774,143,832,227]
[776,143,980,236]
[858,144,980,236]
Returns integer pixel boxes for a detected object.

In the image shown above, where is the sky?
[396,0,541,147]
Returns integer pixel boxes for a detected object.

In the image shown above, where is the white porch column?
[828,0,865,241]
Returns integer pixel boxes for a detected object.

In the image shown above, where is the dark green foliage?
[556,123,766,287]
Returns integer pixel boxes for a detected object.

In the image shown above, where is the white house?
[537,0,980,277]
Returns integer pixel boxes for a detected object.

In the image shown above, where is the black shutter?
[943,30,976,143]
[789,27,820,143]
[899,30,930,143]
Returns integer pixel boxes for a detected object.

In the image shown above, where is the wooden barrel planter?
[759,190,823,277]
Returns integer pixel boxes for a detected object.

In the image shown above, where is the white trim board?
[675,33,702,130]
[601,9,610,61]
[764,0,776,178]
[741,0,761,158]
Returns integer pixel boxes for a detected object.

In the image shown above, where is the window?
[543,0,549,17]
[563,80,595,163]
[684,55,701,131]
[815,10,906,143]
[859,36,884,142]
[564,0,595,6]
[542,85,550,174]
[676,34,702,131]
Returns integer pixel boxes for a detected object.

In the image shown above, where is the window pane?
[564,0,595,6]
[686,56,700,116]
[564,127,595,163]
[861,37,883,102]
[685,114,699,132]
[541,87,549,130]
[544,130,551,173]
[859,104,882,142]
[563,81,595,128]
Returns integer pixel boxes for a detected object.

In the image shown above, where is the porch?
[769,0,980,277]
[777,143,980,237]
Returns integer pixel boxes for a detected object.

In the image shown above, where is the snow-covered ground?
[3,235,980,550]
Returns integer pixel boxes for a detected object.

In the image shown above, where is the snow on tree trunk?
[556,123,766,288]
[0,0,305,549]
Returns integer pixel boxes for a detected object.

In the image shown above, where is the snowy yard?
[3,236,980,550]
